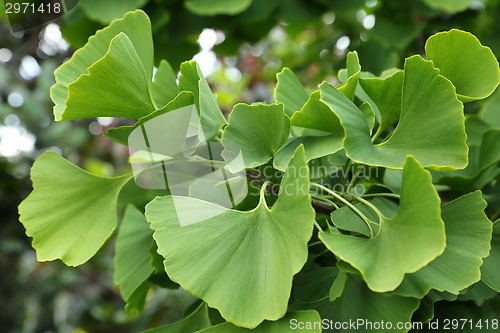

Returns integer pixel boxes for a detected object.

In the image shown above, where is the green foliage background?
[2,0,500,332]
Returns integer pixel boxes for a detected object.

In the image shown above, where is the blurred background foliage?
[1,0,500,332]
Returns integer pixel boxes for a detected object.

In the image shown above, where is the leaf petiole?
[311,182,375,238]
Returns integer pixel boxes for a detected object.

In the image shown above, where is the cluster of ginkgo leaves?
[18,10,500,332]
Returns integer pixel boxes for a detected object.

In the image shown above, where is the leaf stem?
[314,221,324,232]
[345,165,362,194]
[310,182,374,238]
[350,194,385,228]
[340,158,351,192]
[362,193,400,199]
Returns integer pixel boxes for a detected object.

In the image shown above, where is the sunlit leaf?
[274,67,309,117]
[184,0,253,16]
[222,103,290,172]
[320,55,467,171]
[426,29,500,102]
[273,90,343,171]
[18,151,132,266]
[146,146,315,328]
[51,10,154,121]
[392,191,492,298]
[320,156,446,292]
[338,51,361,101]
[178,61,227,142]
[64,33,155,120]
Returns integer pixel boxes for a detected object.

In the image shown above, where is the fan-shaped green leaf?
[80,0,150,24]
[358,70,403,137]
[222,103,290,172]
[196,310,321,332]
[274,90,343,170]
[18,151,132,266]
[152,59,179,109]
[141,302,211,333]
[146,146,315,328]
[338,51,361,101]
[178,61,227,142]
[184,0,253,16]
[392,191,492,298]
[319,156,446,292]
[425,29,500,102]
[64,33,155,120]
[320,55,467,170]
[51,10,154,121]
[481,221,500,292]
[274,67,309,117]
[114,205,154,313]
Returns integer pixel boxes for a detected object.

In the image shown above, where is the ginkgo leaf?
[481,221,500,292]
[184,0,253,16]
[391,191,492,298]
[320,55,467,171]
[320,156,446,292]
[178,61,227,142]
[222,103,290,172]
[152,59,179,109]
[196,310,321,332]
[51,10,154,121]
[64,32,155,120]
[338,51,361,101]
[358,70,403,137]
[146,145,315,328]
[18,151,132,266]
[274,67,309,117]
[290,271,420,333]
[140,302,211,333]
[114,205,154,313]
[273,90,343,171]
[425,29,500,102]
